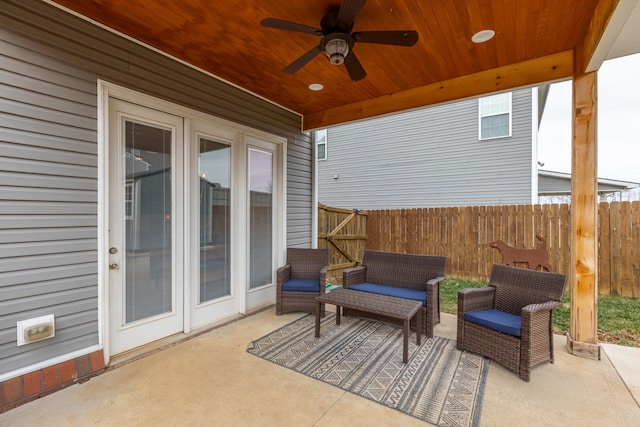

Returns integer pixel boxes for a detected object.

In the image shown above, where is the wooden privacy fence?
[367,204,570,283]
[319,202,640,297]
[317,204,367,284]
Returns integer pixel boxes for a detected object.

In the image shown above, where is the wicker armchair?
[276,248,329,316]
[457,264,567,381]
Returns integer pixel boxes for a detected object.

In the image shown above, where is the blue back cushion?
[349,283,427,306]
[282,278,320,293]
[463,309,522,337]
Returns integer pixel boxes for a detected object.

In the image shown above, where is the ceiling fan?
[260,0,419,81]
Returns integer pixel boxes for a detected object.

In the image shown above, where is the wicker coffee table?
[315,288,422,363]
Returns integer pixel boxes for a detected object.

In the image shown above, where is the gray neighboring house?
[0,1,313,407]
[317,88,640,210]
[538,170,640,203]
[317,88,543,210]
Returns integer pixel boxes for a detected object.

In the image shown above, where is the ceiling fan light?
[325,38,349,65]
[328,52,345,65]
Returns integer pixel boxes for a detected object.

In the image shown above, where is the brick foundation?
[0,349,105,413]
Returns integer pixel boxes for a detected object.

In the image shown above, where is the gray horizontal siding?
[0,0,310,376]
[0,263,97,287]
[0,148,96,171]
[1,3,99,374]
[539,174,571,194]
[538,173,633,194]
[317,89,534,210]
[0,173,96,191]
[286,134,313,247]
[1,239,97,258]
[0,251,97,272]
[0,201,96,215]
[0,127,97,154]
[0,228,98,244]
[0,289,97,331]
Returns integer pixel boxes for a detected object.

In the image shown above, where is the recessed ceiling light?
[309,83,324,91]
[472,29,495,43]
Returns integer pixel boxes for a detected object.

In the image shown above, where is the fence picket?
[610,203,622,295]
[620,202,633,297]
[632,203,640,298]
[599,202,612,295]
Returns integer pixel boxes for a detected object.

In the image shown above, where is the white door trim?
[107,99,185,355]
[188,120,242,329]
[97,80,286,365]
[244,135,285,310]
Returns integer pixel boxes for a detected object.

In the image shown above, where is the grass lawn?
[441,278,640,348]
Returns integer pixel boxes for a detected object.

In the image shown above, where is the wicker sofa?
[342,250,447,338]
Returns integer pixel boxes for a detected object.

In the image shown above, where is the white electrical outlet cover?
[17,314,55,346]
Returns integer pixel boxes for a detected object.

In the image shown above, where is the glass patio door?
[248,148,273,289]
[104,86,285,354]
[245,139,280,309]
[189,124,237,328]
[108,99,184,355]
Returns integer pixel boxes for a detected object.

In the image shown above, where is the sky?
[538,53,640,183]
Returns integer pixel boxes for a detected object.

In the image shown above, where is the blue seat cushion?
[349,282,427,306]
[282,278,320,292]
[464,309,522,337]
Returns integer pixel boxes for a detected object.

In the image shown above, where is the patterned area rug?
[247,314,487,427]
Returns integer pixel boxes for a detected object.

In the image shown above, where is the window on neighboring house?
[316,129,327,160]
[479,92,512,140]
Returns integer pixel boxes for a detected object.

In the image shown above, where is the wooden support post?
[567,64,601,360]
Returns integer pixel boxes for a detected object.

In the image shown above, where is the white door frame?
[244,136,285,310]
[187,120,242,329]
[97,81,286,365]
[106,98,185,356]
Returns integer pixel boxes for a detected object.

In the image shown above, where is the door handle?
[109,263,120,270]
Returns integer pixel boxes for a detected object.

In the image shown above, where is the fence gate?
[317,204,367,285]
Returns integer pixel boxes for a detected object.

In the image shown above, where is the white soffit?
[587,0,640,72]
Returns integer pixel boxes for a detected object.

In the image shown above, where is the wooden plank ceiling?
[51,0,602,130]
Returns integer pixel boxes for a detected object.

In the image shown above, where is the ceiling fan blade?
[353,30,419,46]
[344,51,366,81]
[337,0,367,27]
[260,18,322,35]
[284,46,323,73]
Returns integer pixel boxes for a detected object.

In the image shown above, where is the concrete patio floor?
[1,308,638,426]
